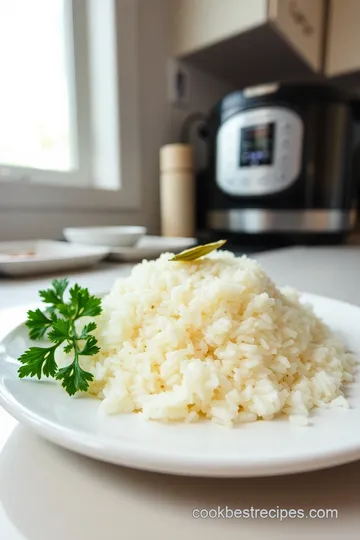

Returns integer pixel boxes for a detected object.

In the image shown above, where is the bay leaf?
[170,239,227,262]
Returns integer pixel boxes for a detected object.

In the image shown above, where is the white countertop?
[1,246,360,539]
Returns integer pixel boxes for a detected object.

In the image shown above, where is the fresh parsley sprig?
[18,278,102,396]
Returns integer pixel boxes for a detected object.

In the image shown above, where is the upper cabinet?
[268,0,325,72]
[172,0,326,85]
[325,0,360,79]
[173,0,268,56]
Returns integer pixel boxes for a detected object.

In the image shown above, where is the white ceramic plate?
[108,235,197,262]
[63,226,147,247]
[0,293,359,478]
[0,240,110,277]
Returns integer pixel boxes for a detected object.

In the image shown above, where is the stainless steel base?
[207,209,356,233]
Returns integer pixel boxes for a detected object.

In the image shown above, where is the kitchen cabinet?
[268,0,325,72]
[325,0,360,79]
[172,0,326,85]
[173,0,268,57]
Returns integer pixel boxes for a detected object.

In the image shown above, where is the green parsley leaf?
[80,296,102,317]
[78,321,97,340]
[18,346,58,379]
[39,278,69,306]
[57,303,74,318]
[48,318,72,343]
[18,278,102,396]
[69,284,102,318]
[52,278,70,300]
[79,336,100,356]
[56,362,94,396]
[63,343,73,354]
[26,308,52,340]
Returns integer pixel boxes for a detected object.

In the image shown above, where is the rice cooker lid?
[219,83,357,117]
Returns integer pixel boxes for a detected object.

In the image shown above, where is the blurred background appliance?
[195,83,360,247]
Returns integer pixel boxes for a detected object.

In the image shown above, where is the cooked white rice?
[64,251,356,426]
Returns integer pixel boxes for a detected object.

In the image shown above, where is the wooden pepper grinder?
[160,144,195,237]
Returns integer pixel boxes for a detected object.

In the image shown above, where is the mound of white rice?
[73,251,356,426]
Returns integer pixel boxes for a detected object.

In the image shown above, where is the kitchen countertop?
[1,246,360,539]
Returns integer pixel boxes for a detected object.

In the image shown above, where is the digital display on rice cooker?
[239,122,275,167]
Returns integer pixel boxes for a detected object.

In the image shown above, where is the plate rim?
[0,239,110,264]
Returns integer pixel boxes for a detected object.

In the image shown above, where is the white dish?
[0,240,109,277]
[0,293,359,477]
[108,235,197,262]
[63,226,147,247]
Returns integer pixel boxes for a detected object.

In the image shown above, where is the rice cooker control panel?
[216,106,303,196]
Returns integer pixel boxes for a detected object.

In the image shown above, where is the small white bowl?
[63,226,147,247]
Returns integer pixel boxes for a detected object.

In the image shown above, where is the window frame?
[0,0,142,212]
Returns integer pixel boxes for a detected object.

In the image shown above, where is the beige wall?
[137,0,172,235]
[137,0,233,234]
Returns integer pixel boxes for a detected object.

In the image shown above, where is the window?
[0,0,92,186]
[0,0,74,172]
[0,0,141,209]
